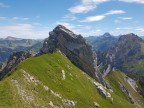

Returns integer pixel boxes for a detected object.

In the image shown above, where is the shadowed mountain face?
[39,25,105,84]
[105,33,144,74]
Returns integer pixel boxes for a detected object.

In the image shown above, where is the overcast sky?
[0,0,144,39]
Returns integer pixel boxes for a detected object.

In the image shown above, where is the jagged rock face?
[139,76,144,97]
[39,25,100,81]
[106,33,143,70]
[0,51,33,80]
[118,82,135,104]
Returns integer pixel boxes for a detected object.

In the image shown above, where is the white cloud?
[36,16,40,19]
[0,17,7,20]
[114,17,133,23]
[119,17,133,20]
[0,24,50,39]
[22,18,29,20]
[96,29,101,32]
[33,22,42,26]
[81,10,125,22]
[76,25,84,27]
[136,28,144,32]
[81,29,103,36]
[0,16,30,22]
[116,27,121,30]
[12,17,30,21]
[119,0,144,4]
[62,14,77,21]
[68,0,109,14]
[69,5,96,14]
[0,2,9,8]
[83,26,92,30]
[105,10,125,15]
[114,20,122,23]
[0,24,32,31]
[115,27,132,30]
[81,15,105,22]
[0,17,30,22]
[81,0,109,4]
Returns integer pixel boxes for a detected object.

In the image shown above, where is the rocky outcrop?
[39,25,104,84]
[93,82,111,98]
[0,51,33,80]
[118,82,135,104]
[139,76,144,97]
[94,102,99,108]
[132,75,144,98]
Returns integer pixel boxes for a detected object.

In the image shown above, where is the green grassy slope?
[116,41,144,75]
[123,60,144,75]
[0,51,138,108]
[121,42,144,75]
[106,70,144,108]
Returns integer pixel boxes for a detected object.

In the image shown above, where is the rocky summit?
[39,25,104,84]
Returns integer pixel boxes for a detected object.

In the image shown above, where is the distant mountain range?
[0,36,42,63]
[5,36,23,40]
[85,32,118,53]
[86,33,144,53]
[95,33,144,75]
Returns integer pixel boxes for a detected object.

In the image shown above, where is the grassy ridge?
[0,51,137,108]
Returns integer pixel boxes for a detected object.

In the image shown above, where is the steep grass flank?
[106,70,144,108]
[0,51,137,108]
[123,60,144,75]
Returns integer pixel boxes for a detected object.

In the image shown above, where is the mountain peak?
[119,33,142,42]
[103,32,112,37]
[55,24,66,29]
[5,36,22,40]
[53,25,78,39]
[125,33,137,38]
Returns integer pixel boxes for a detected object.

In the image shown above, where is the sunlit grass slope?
[0,51,137,108]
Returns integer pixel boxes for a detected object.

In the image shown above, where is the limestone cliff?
[39,25,104,84]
